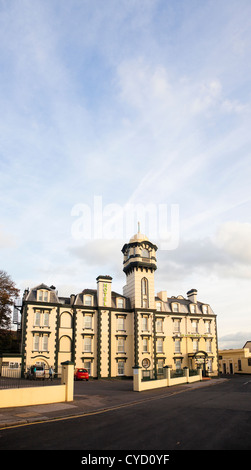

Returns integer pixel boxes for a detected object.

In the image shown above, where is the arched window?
[141,278,148,308]
[141,248,149,258]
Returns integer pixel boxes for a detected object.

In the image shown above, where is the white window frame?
[190,304,196,313]
[142,316,148,331]
[83,361,91,375]
[84,315,92,329]
[205,321,211,334]
[118,361,125,376]
[206,339,212,353]
[156,318,163,333]
[174,339,181,353]
[117,317,125,331]
[42,335,48,351]
[156,338,163,353]
[33,334,39,351]
[84,295,92,306]
[142,337,148,352]
[37,290,49,302]
[173,320,180,333]
[172,303,179,312]
[83,337,92,353]
[117,298,124,309]
[117,337,125,353]
[193,339,199,352]
[191,320,199,333]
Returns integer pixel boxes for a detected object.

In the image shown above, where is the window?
[44,312,49,326]
[156,338,163,353]
[157,359,164,375]
[84,295,92,306]
[141,248,149,258]
[172,303,179,312]
[193,339,199,352]
[118,361,125,376]
[33,334,39,351]
[37,290,49,302]
[142,338,148,352]
[42,335,48,351]
[83,361,91,375]
[117,298,124,309]
[206,339,212,353]
[142,316,148,331]
[173,320,180,333]
[35,311,40,326]
[38,291,43,301]
[84,315,92,329]
[174,339,181,353]
[141,278,148,308]
[191,321,198,333]
[9,362,19,369]
[117,316,125,331]
[205,321,211,334]
[83,337,92,353]
[34,310,50,327]
[156,318,163,333]
[175,359,182,370]
[203,305,208,314]
[117,338,125,353]
[190,304,196,313]
[156,302,161,311]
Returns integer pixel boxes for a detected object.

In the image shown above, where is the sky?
[0,0,251,349]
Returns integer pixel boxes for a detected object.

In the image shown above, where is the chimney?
[96,275,112,307]
[157,291,167,302]
[187,289,198,304]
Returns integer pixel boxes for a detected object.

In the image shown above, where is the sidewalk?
[0,378,227,429]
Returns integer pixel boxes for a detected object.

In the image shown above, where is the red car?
[74,368,89,381]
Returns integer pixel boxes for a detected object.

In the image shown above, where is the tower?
[122,225,158,309]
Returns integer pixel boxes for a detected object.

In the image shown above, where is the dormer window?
[117,298,124,309]
[37,290,49,302]
[156,301,161,311]
[202,305,208,314]
[84,295,92,306]
[190,304,196,313]
[172,303,179,312]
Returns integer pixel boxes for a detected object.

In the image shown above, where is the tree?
[0,270,20,329]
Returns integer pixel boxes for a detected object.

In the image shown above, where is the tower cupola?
[122,226,158,308]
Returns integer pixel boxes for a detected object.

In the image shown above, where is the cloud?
[215,221,251,264]
[157,221,251,282]
[218,331,251,350]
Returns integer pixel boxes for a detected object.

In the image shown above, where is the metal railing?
[141,369,165,381]
[0,366,62,390]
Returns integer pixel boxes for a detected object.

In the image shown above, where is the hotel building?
[20,230,219,378]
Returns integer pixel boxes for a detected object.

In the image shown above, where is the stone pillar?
[61,361,74,402]
[132,366,142,392]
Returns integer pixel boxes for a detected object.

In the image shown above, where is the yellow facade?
[219,342,251,375]
[20,231,219,378]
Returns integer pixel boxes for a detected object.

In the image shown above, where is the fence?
[0,361,74,408]
[0,366,62,390]
[133,367,202,392]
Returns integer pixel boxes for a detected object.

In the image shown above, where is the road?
[0,376,250,452]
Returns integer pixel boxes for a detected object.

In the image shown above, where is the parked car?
[26,365,45,380]
[74,368,89,381]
